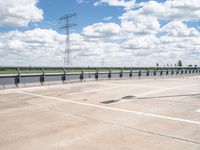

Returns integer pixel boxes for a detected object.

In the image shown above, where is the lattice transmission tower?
[59,13,77,66]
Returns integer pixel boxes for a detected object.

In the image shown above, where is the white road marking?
[17,91,200,125]
[0,84,121,95]
[0,82,152,95]
[0,85,59,94]
[0,78,196,96]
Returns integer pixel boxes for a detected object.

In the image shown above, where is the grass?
[0,69,18,75]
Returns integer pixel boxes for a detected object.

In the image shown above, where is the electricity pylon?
[59,13,77,66]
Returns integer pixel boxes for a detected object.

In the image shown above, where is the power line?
[59,13,77,66]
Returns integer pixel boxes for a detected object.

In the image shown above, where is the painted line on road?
[0,84,121,95]
[0,78,196,95]
[17,91,200,125]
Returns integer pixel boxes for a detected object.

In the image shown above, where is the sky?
[0,0,200,67]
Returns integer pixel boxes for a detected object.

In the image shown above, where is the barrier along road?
[0,66,199,88]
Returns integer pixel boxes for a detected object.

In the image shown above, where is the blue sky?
[0,0,200,67]
[1,0,200,34]
[1,0,175,33]
[1,0,125,33]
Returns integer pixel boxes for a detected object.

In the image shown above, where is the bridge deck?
[0,76,200,150]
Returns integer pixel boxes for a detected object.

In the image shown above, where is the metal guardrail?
[0,67,199,87]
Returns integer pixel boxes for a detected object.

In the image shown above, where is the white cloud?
[138,0,200,21]
[160,21,198,37]
[120,10,160,35]
[0,29,65,66]
[103,16,113,21]
[121,35,156,50]
[76,0,85,3]
[0,0,43,26]
[82,22,121,40]
[94,0,200,21]
[1,0,200,67]
[1,20,200,67]
[94,0,135,10]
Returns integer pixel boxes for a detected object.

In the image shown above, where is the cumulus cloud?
[160,21,199,37]
[121,35,156,50]
[138,0,200,21]
[0,0,43,26]
[120,10,160,35]
[94,0,135,10]
[82,23,121,40]
[0,29,65,66]
[1,20,200,67]
[79,20,200,66]
[94,0,200,21]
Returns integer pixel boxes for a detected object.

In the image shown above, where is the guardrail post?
[185,69,187,74]
[108,68,112,79]
[138,69,141,77]
[62,68,66,82]
[87,67,91,78]
[160,68,163,76]
[15,67,21,86]
[189,69,191,74]
[146,69,149,76]
[80,68,84,81]
[40,67,45,84]
[95,68,99,80]
[153,69,156,76]
[129,68,133,77]
[120,68,123,78]
[176,69,179,75]
[192,69,195,74]
[166,69,169,75]
[181,69,183,75]
[171,69,174,75]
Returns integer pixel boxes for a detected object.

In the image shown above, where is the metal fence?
[0,66,199,87]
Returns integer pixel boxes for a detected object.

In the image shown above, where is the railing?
[0,66,199,87]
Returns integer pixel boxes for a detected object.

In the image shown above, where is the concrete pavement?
[0,76,200,150]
